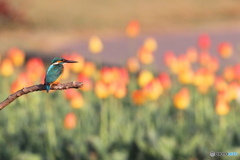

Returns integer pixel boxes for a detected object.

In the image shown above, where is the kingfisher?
[44,57,78,93]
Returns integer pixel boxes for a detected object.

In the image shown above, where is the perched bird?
[44,57,78,93]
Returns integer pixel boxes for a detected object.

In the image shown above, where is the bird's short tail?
[46,84,50,93]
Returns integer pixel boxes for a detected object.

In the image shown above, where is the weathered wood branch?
[0,81,83,110]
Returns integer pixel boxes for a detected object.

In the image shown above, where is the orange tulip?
[194,68,215,94]
[206,57,219,73]
[177,54,191,72]
[118,68,129,85]
[100,67,116,84]
[223,66,235,82]
[227,82,239,101]
[70,92,84,109]
[78,74,93,91]
[0,58,14,77]
[82,61,96,77]
[64,112,77,129]
[142,79,163,100]
[126,20,140,38]
[107,81,118,95]
[194,68,215,87]
[164,51,180,74]
[68,53,85,73]
[215,100,230,116]
[164,50,177,67]
[158,72,171,90]
[143,37,157,52]
[138,70,154,87]
[197,85,210,94]
[198,34,211,50]
[89,36,103,54]
[218,42,233,58]
[234,64,240,82]
[185,47,198,63]
[11,73,32,93]
[132,90,145,106]
[7,47,25,67]
[178,68,194,84]
[64,89,79,100]
[113,82,127,99]
[199,51,211,67]
[214,77,228,92]
[26,58,45,82]
[127,57,140,73]
[137,47,153,65]
[173,88,190,110]
[94,81,109,99]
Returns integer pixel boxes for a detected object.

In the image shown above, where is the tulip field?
[1,22,240,160]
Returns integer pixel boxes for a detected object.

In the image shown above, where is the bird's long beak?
[65,60,78,63]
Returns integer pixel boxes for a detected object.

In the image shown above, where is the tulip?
[173,88,190,110]
[126,20,140,38]
[198,34,211,50]
[107,81,118,95]
[89,36,103,54]
[164,51,177,67]
[177,54,191,72]
[194,68,215,87]
[215,100,230,116]
[158,72,171,90]
[227,82,239,101]
[185,47,198,63]
[100,67,116,84]
[234,64,240,82]
[164,51,179,74]
[7,47,25,67]
[0,58,14,77]
[94,81,109,99]
[64,89,79,100]
[223,66,234,82]
[82,61,96,77]
[77,74,93,91]
[178,68,194,84]
[11,73,32,93]
[26,58,45,82]
[127,57,140,73]
[68,53,85,73]
[118,68,129,85]
[132,90,145,106]
[70,92,84,109]
[138,70,154,87]
[137,47,153,65]
[113,82,127,99]
[218,42,233,58]
[206,57,219,73]
[214,77,228,92]
[143,37,157,52]
[199,51,211,67]
[142,79,163,100]
[64,112,77,129]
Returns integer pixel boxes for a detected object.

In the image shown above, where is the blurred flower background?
[1,0,240,160]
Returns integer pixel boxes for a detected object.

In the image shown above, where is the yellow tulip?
[0,58,14,77]
[143,37,157,52]
[138,70,154,87]
[89,36,103,54]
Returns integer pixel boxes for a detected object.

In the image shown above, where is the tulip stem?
[0,81,83,110]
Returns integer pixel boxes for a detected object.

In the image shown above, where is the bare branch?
[0,81,83,110]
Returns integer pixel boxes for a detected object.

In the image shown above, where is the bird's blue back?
[45,64,63,84]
